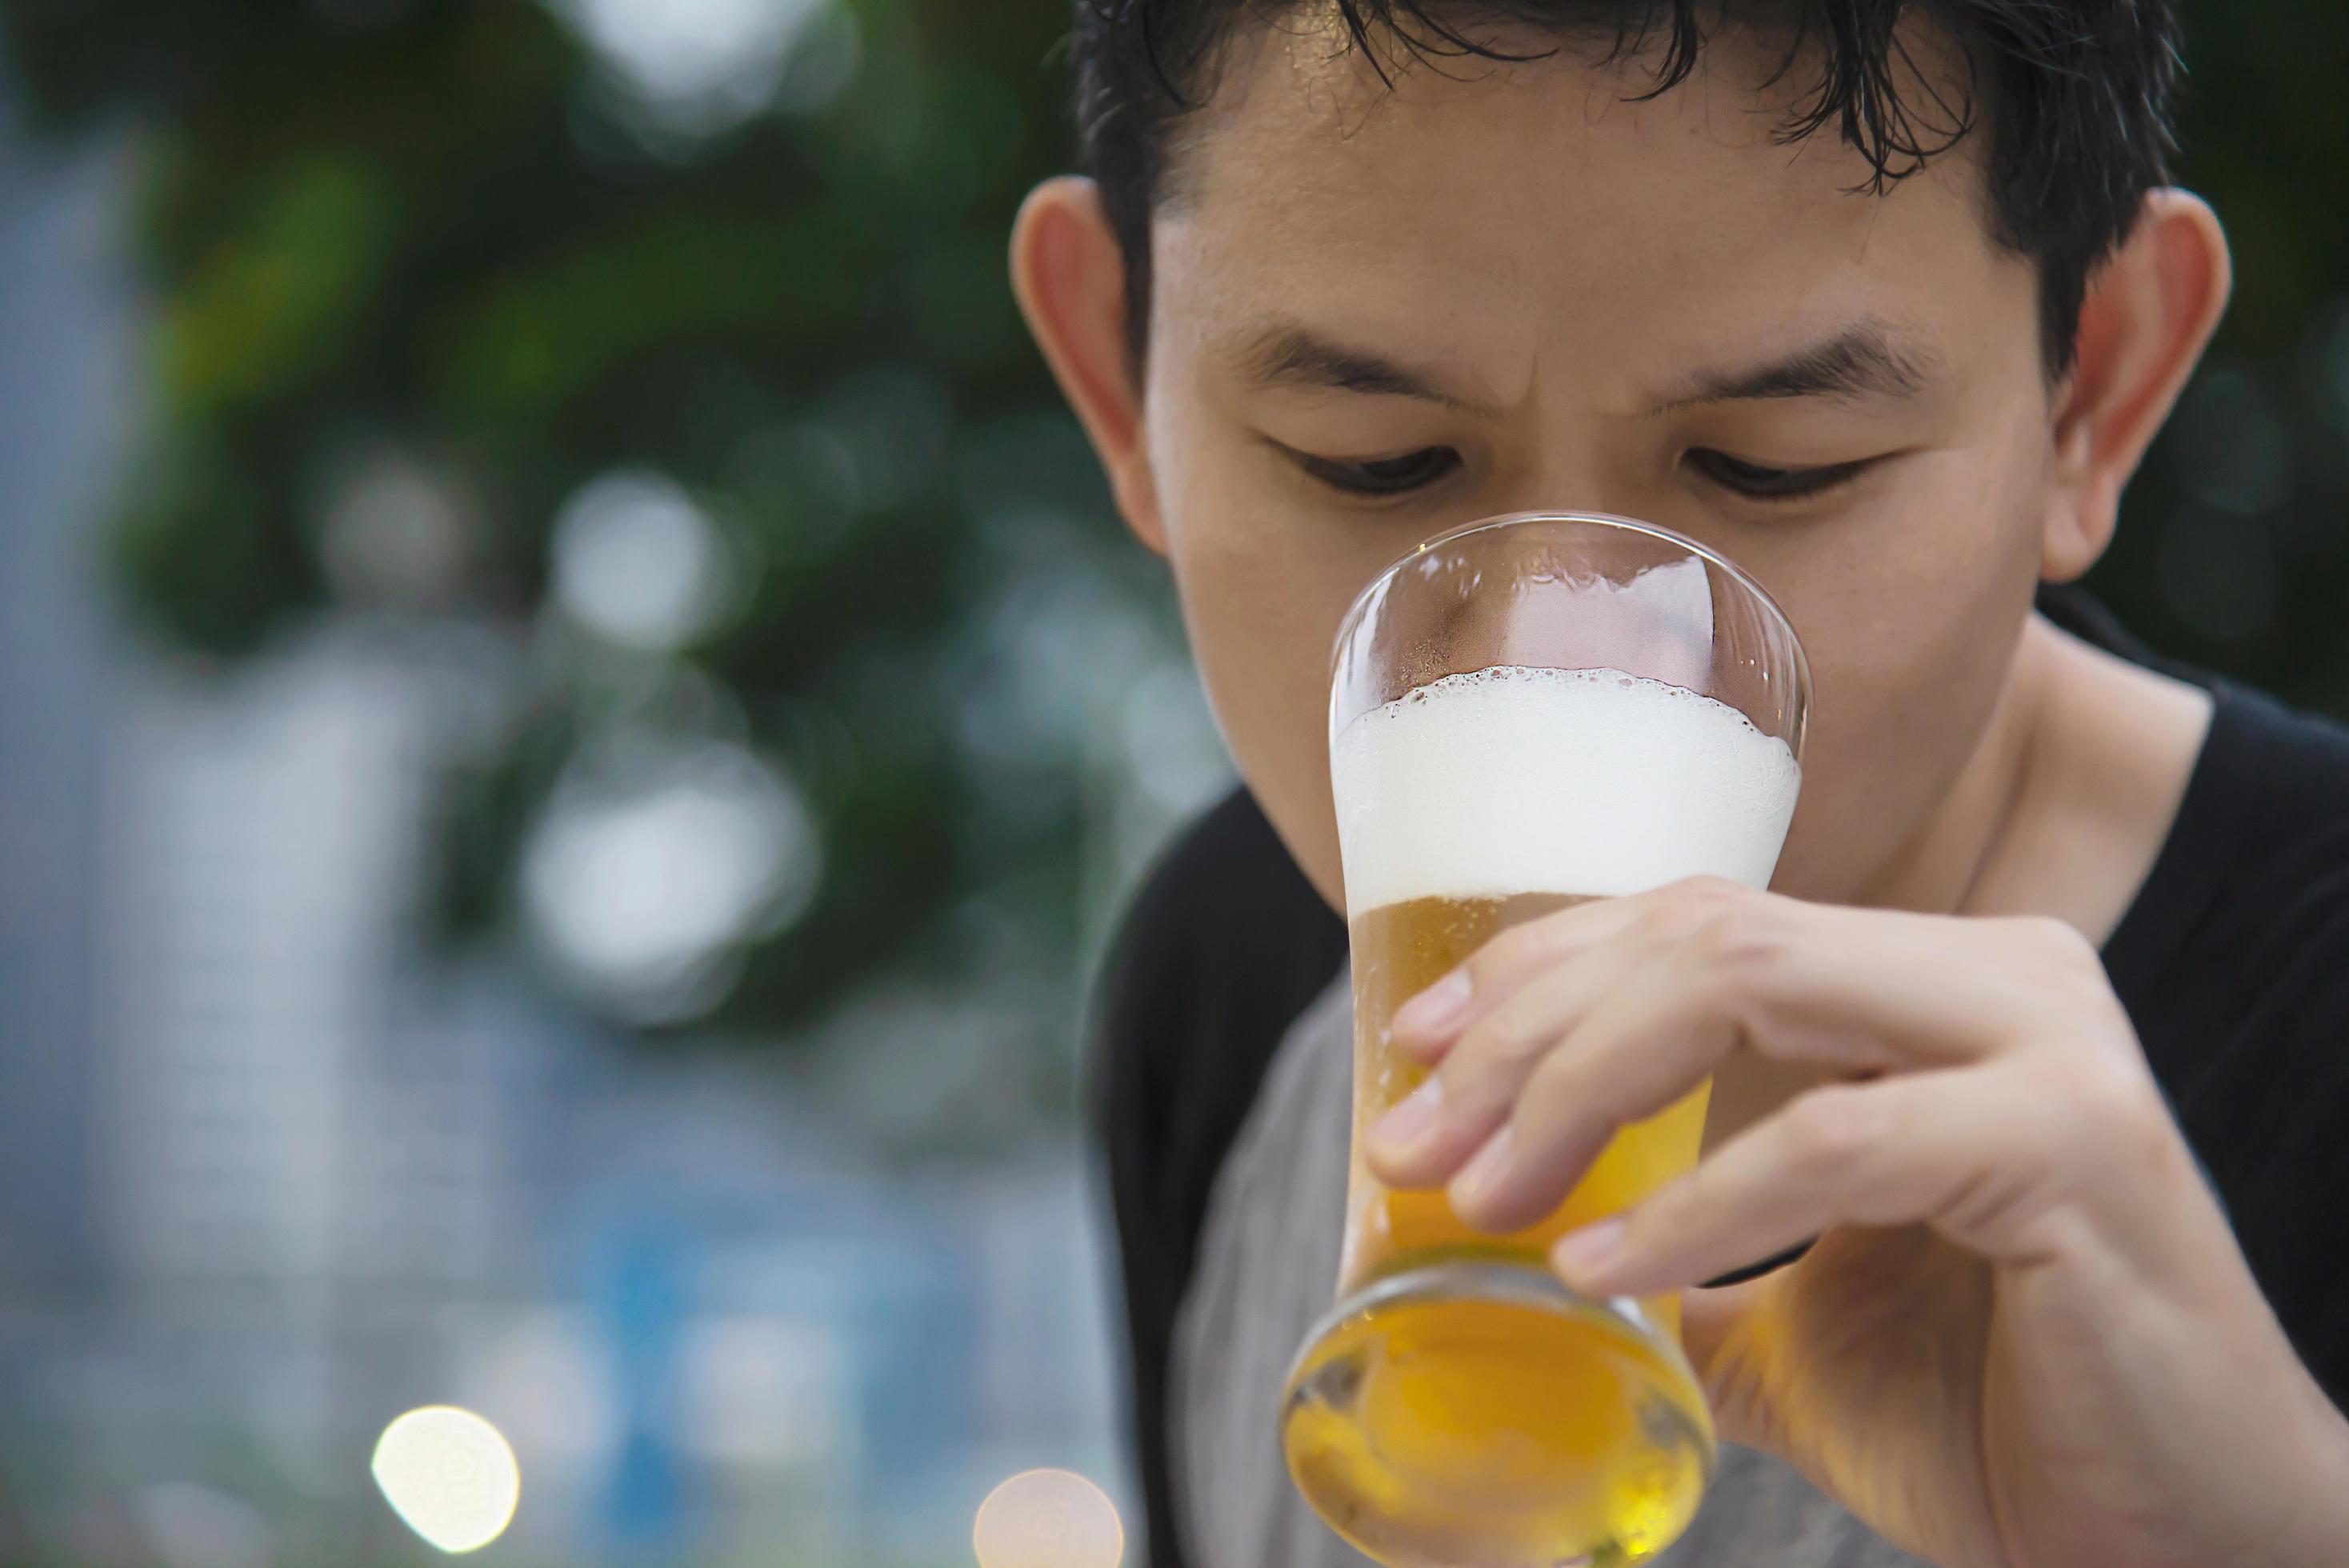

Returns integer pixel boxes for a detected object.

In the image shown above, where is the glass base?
[1279,1259,1715,1567]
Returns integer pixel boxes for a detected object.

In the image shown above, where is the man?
[1009,2,2349,1564]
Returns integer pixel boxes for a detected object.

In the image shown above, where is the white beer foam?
[1334,665,1800,917]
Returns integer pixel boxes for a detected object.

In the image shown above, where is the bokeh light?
[973,1470,1123,1568]
[522,738,822,1022]
[370,1406,522,1554]
[316,444,476,610]
[549,0,845,135]
[550,469,734,653]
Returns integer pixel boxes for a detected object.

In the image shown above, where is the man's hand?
[1363,878,2349,1568]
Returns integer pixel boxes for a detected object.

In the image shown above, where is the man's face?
[1138,24,2059,909]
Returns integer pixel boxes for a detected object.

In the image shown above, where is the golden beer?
[1284,638,1804,1568]
[1283,891,1715,1566]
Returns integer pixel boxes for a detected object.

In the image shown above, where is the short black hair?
[1070,1,2182,377]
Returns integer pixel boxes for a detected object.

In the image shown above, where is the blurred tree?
[0,0,2343,1054]
[0,0,1170,1077]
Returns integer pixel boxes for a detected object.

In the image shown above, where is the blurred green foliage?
[2091,4,2349,712]
[2,0,2345,1047]
[2,0,1146,1052]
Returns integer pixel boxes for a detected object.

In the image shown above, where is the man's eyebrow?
[1655,322,1940,411]
[1238,324,1500,414]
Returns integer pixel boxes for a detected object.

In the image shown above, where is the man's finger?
[1386,886,1670,1050]
[1443,938,1734,1230]
[1550,1069,2062,1296]
[1368,925,1680,1190]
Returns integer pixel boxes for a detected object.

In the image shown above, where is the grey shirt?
[1169,972,1931,1568]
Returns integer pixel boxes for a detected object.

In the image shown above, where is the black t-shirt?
[1087,588,2349,1568]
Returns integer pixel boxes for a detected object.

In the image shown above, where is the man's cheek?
[1175,521,1345,652]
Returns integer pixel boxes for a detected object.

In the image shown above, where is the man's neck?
[1858,613,2214,942]
[1705,613,2211,1151]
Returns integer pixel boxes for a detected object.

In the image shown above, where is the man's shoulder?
[1106,790,1315,964]
[2177,681,2349,941]
[2126,678,2349,1142]
[1086,789,1349,1568]
[2219,682,2349,835]
[1088,785,1347,1157]
[1094,789,1345,1034]
[2140,682,2349,1410]
[2116,679,2348,928]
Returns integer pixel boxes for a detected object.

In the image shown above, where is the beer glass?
[1279,512,1810,1566]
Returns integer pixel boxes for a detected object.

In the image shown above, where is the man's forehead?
[1157,21,2010,393]
[1177,12,1970,197]
[1168,10,1996,278]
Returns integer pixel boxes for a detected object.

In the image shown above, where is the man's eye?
[1298,446,1463,496]
[1687,448,1871,501]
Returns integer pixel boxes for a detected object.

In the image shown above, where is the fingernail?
[1451,1128,1515,1209]
[1552,1216,1627,1285]
[1393,970,1472,1038]
[1369,1078,1443,1155]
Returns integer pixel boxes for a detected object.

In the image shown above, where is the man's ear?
[1010,176,1168,556]
[2043,189,2232,582]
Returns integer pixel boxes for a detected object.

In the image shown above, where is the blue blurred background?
[0,2,2343,1565]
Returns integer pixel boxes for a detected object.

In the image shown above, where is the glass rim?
[1327,510,1812,704]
